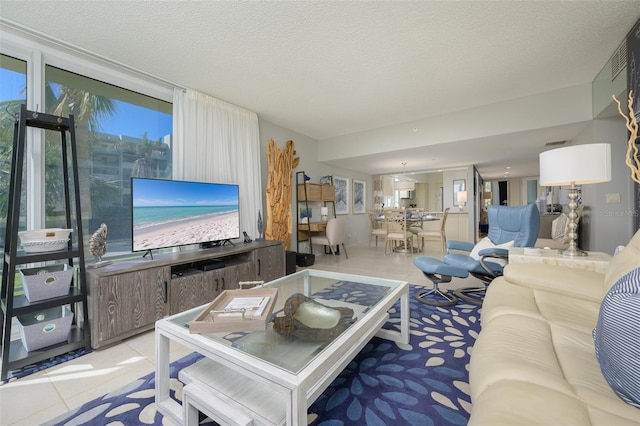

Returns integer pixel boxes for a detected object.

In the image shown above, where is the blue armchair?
[413,204,540,306]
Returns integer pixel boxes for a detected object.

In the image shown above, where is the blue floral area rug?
[45,284,481,426]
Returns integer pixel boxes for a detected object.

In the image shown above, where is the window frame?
[1,26,173,238]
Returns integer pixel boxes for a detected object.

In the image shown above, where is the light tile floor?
[0,241,482,425]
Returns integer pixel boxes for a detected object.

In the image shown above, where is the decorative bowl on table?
[18,228,72,253]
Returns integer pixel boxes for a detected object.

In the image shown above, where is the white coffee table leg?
[293,387,307,426]
[155,329,182,424]
[375,284,410,344]
[399,286,410,344]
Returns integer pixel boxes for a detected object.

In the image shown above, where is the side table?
[508,247,612,274]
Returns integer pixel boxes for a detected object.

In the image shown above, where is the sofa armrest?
[502,263,604,302]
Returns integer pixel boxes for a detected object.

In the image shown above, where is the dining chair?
[408,208,425,235]
[368,210,387,247]
[383,210,414,255]
[310,217,349,262]
[417,208,450,253]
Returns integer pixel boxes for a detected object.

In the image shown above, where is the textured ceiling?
[1,1,639,178]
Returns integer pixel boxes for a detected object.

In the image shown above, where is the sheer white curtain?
[173,88,262,239]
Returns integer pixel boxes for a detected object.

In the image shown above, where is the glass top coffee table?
[155,269,409,425]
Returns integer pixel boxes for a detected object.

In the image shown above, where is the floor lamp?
[539,143,611,256]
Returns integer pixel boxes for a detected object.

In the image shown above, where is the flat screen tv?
[131,177,240,253]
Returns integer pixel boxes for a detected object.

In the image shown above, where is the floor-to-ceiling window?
[0,53,27,258]
[0,38,173,263]
[44,66,172,253]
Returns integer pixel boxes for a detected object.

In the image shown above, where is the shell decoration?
[89,223,108,262]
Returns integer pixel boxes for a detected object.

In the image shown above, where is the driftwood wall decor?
[265,139,299,249]
[613,91,640,184]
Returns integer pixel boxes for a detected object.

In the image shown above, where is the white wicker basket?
[20,238,70,253]
[18,229,72,253]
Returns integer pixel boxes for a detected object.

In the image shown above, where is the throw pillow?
[551,213,569,243]
[593,267,640,408]
[469,237,514,266]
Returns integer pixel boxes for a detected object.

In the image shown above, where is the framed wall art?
[352,179,366,214]
[453,179,466,204]
[333,176,350,215]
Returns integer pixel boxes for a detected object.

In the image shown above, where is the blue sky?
[1,68,172,141]
[0,69,26,101]
[98,101,172,141]
[132,178,239,207]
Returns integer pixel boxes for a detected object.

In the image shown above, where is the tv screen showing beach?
[131,178,240,252]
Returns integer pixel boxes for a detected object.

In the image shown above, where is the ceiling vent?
[611,39,627,81]
[544,140,567,147]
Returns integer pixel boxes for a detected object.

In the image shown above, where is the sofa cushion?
[551,213,569,243]
[593,267,640,408]
[468,381,592,426]
[482,277,601,332]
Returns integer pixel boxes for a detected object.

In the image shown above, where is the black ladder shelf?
[295,171,336,255]
[1,105,91,381]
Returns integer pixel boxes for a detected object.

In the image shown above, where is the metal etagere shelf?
[295,171,336,255]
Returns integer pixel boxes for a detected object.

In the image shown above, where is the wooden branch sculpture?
[265,139,299,249]
[613,91,640,184]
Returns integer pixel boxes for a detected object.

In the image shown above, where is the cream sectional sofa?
[468,230,640,425]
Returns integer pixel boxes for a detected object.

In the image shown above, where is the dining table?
[377,212,440,253]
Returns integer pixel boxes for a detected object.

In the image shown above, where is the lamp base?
[559,246,588,257]
[560,183,586,257]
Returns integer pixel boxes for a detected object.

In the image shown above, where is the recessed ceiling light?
[505,166,511,170]
[412,127,418,132]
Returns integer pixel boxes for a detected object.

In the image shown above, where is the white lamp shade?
[539,143,611,186]
[456,191,467,204]
[320,206,329,216]
[395,180,415,191]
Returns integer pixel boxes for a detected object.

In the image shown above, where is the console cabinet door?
[92,266,169,348]
[169,272,209,315]
[253,244,285,283]
[223,261,255,290]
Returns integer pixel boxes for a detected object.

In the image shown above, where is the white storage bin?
[17,306,74,352]
[20,263,73,302]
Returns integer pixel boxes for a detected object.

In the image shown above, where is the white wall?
[443,166,476,241]
[423,173,444,211]
[258,119,373,253]
[443,169,468,211]
[571,117,634,254]
[317,85,593,162]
